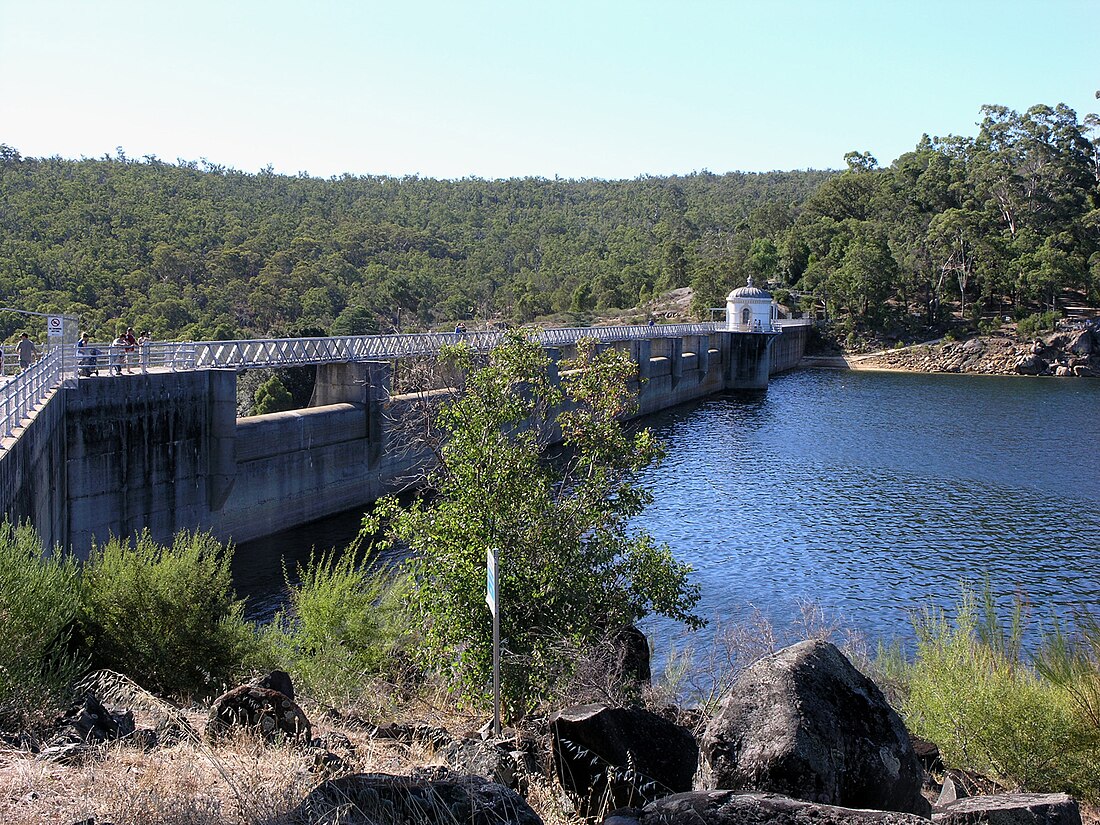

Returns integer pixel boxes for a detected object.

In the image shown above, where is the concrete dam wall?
[1,327,808,554]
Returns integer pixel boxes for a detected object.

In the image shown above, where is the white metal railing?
[0,347,65,441]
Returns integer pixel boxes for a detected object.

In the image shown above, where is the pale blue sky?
[1,0,1097,180]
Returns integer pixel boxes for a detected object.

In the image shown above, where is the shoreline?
[799,328,1099,378]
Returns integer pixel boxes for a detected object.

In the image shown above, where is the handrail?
[0,348,66,440]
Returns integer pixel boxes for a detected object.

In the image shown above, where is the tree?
[367,332,702,714]
[252,374,294,415]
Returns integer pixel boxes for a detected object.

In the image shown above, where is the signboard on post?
[486,546,501,738]
[486,547,498,616]
[47,315,64,338]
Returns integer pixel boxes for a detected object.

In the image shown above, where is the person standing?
[122,327,138,373]
[16,333,38,371]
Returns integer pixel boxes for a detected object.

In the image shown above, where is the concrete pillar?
[698,335,710,378]
[207,370,237,511]
[363,361,391,468]
[725,332,775,390]
[669,337,683,387]
[632,339,653,381]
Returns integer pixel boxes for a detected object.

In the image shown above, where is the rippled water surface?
[238,370,1100,654]
[634,370,1100,651]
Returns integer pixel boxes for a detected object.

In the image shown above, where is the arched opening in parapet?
[741,307,751,327]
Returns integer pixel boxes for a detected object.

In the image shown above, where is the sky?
[1,0,1097,181]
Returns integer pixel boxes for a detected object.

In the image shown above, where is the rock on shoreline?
[844,328,1099,377]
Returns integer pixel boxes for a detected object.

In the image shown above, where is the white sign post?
[46,315,64,339]
[486,546,501,738]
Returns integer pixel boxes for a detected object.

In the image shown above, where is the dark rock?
[370,721,453,749]
[251,669,295,701]
[933,793,1080,825]
[1066,330,1094,356]
[443,737,522,791]
[66,693,135,743]
[551,703,698,815]
[1015,355,1048,375]
[909,736,943,775]
[623,791,929,825]
[697,640,929,817]
[289,770,543,825]
[612,625,652,685]
[205,684,311,743]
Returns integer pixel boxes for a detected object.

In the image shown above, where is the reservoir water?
[236,369,1100,658]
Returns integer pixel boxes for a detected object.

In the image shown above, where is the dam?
[1,318,809,555]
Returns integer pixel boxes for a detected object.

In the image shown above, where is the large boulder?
[206,684,311,743]
[697,640,929,817]
[605,791,930,825]
[551,704,698,814]
[933,793,1080,825]
[1015,355,1048,375]
[288,770,542,825]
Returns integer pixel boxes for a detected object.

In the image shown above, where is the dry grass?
[0,685,585,825]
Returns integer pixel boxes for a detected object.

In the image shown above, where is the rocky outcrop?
[551,703,698,814]
[697,640,929,817]
[289,770,543,825]
[850,327,1100,377]
[604,791,930,825]
[933,793,1080,825]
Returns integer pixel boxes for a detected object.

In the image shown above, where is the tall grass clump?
[77,530,258,698]
[263,548,413,704]
[0,521,83,730]
[903,583,1100,799]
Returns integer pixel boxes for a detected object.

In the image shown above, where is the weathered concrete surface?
[0,383,67,550]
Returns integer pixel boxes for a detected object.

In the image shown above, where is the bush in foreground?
[262,548,413,704]
[77,530,259,697]
[902,584,1100,799]
[0,521,83,730]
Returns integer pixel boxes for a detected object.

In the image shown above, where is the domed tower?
[726,277,777,332]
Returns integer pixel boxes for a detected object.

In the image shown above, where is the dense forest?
[1,102,1097,343]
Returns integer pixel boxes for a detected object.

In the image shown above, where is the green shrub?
[77,530,257,697]
[263,548,412,703]
[903,585,1100,798]
[1017,311,1059,339]
[0,522,83,730]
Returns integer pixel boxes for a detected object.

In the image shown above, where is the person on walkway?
[110,331,127,375]
[16,333,38,371]
[122,327,138,373]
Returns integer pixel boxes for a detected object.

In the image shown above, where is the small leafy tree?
[367,331,702,714]
[253,374,294,415]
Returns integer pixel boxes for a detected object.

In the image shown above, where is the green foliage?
[252,374,294,415]
[1017,311,1059,339]
[0,522,83,730]
[367,331,702,714]
[77,531,257,697]
[903,584,1100,799]
[262,548,412,702]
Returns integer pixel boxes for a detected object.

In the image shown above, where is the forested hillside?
[1,102,1097,343]
[0,145,830,340]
